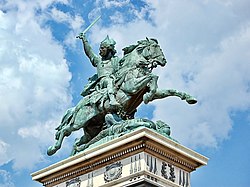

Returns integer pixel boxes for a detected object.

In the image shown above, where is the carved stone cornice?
[31,128,208,187]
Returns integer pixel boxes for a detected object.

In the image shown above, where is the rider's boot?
[143,93,151,104]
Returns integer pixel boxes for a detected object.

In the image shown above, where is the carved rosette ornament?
[104,161,123,182]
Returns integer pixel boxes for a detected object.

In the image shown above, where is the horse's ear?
[150,38,158,44]
[146,37,149,41]
[137,40,142,44]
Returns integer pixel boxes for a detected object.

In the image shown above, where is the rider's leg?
[106,77,120,106]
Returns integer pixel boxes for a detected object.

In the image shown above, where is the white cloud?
[110,11,125,24]
[49,7,84,30]
[129,3,153,20]
[48,7,84,47]
[0,170,14,187]
[18,120,55,140]
[71,15,84,30]
[0,140,10,165]
[50,7,71,22]
[100,0,130,8]
[0,1,72,170]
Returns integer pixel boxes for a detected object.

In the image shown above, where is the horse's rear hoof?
[47,146,56,156]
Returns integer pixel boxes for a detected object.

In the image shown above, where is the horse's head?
[136,38,167,68]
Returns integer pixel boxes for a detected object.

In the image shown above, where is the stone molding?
[31,128,208,187]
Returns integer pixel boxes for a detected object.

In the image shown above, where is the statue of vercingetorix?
[78,33,120,107]
[47,16,198,156]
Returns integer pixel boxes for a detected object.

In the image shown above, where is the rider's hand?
[77,33,87,41]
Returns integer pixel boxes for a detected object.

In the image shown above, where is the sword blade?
[76,16,101,38]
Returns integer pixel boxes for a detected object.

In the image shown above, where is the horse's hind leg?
[74,131,91,146]
[47,126,74,156]
[71,131,92,155]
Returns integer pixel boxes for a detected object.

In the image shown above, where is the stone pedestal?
[31,128,208,187]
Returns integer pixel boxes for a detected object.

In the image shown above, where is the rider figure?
[79,34,120,107]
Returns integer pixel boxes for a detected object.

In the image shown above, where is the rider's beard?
[101,51,113,60]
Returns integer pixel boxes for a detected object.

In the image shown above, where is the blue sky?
[0,0,250,187]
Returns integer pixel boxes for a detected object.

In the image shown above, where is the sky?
[0,0,250,186]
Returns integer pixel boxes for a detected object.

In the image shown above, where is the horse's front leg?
[143,75,159,104]
[122,75,153,94]
[149,89,197,104]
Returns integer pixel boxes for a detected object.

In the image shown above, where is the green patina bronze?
[71,114,174,155]
[47,25,197,156]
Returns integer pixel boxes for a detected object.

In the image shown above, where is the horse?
[47,38,196,156]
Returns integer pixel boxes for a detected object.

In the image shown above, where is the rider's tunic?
[81,37,120,96]
[96,58,119,78]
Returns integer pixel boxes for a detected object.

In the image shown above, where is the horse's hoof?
[75,145,83,153]
[186,97,197,104]
[47,146,56,156]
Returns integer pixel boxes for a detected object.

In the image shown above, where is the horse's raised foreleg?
[148,89,197,104]
[122,75,153,94]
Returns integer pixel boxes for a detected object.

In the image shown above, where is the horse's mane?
[122,44,138,55]
[122,38,159,55]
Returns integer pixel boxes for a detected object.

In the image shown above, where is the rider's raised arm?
[81,34,99,67]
